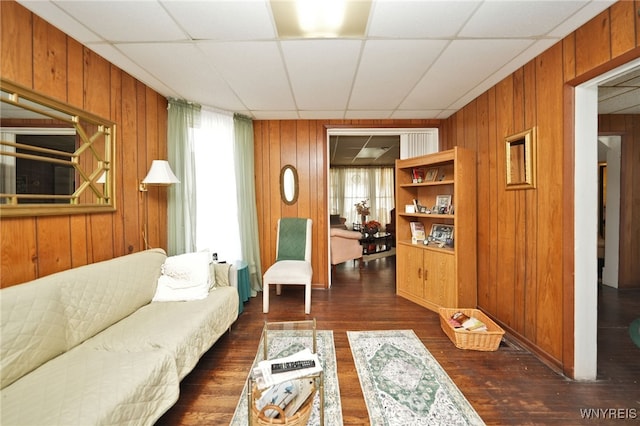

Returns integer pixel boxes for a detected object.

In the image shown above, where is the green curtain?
[233,114,262,294]
[167,99,201,255]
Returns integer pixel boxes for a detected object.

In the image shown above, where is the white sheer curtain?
[329,167,395,228]
[193,106,241,262]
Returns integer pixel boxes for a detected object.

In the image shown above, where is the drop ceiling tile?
[598,88,640,114]
[197,41,295,111]
[459,1,585,38]
[299,110,347,120]
[401,39,533,110]
[252,110,300,120]
[344,110,393,119]
[18,0,102,43]
[117,43,245,111]
[162,0,276,40]
[281,39,362,110]
[85,43,180,98]
[598,86,635,102]
[368,0,479,38]
[54,0,186,42]
[349,39,448,110]
[548,0,615,37]
[391,109,445,119]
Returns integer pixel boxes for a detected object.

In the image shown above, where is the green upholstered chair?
[262,218,313,314]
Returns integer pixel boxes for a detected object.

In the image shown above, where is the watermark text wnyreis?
[579,408,637,420]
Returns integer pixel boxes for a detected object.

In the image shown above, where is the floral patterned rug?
[230,329,342,425]
[347,330,485,426]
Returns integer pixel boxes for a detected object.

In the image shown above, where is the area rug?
[630,318,640,349]
[230,329,343,425]
[347,330,484,426]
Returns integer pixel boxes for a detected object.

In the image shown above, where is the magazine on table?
[253,348,322,390]
[254,377,316,419]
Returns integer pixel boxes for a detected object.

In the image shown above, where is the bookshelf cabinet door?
[424,252,455,307]
[397,245,424,299]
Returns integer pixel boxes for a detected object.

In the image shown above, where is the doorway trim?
[573,57,640,380]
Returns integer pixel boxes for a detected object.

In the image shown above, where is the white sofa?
[0,248,239,426]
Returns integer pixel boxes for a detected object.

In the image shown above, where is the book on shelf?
[411,167,425,183]
[410,221,425,243]
[252,348,322,390]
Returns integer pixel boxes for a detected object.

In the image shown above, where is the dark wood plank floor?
[157,256,640,425]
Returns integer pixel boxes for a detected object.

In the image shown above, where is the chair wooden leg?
[276,284,282,295]
[262,283,270,313]
[304,283,311,314]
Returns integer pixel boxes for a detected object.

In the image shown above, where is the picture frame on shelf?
[429,223,454,244]
[425,167,438,182]
[435,195,452,214]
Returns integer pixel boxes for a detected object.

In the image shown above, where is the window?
[193,107,241,262]
[329,167,394,227]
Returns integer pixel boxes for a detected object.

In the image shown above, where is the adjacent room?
[1,0,638,425]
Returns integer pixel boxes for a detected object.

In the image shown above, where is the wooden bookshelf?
[395,147,477,312]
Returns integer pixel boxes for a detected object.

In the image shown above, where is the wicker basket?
[439,308,505,351]
[250,383,316,426]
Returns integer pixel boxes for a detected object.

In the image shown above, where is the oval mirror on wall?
[280,164,298,205]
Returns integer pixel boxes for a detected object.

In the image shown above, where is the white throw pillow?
[213,263,232,287]
[153,251,211,302]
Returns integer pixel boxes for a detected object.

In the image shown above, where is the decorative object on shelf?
[411,167,425,183]
[354,199,370,224]
[409,221,425,244]
[427,223,454,248]
[435,194,452,214]
[364,220,381,235]
[425,167,438,182]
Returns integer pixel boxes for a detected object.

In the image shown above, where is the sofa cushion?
[153,251,211,302]
[0,345,179,426]
[0,279,66,389]
[87,286,239,379]
[61,249,166,349]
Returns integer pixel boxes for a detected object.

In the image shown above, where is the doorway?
[574,57,640,380]
[325,127,438,287]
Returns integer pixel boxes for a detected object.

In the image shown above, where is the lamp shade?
[142,160,180,185]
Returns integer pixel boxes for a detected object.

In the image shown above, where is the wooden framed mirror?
[280,164,298,205]
[505,127,536,190]
[0,78,116,217]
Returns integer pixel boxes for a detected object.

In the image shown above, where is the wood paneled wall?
[441,1,640,374]
[253,120,440,289]
[0,1,168,287]
[599,114,640,288]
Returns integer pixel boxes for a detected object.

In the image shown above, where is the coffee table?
[247,320,324,425]
[359,232,393,255]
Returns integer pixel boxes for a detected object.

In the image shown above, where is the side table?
[233,260,250,314]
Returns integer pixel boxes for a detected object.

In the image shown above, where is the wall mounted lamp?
[139,160,180,192]
[139,160,180,249]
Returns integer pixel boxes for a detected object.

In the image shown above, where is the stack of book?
[447,311,488,332]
